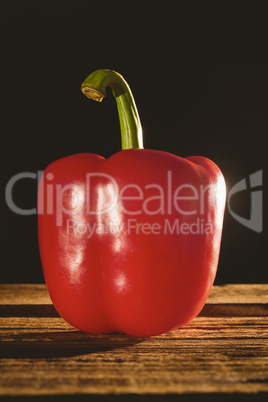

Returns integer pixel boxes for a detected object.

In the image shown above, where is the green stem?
[81,69,143,150]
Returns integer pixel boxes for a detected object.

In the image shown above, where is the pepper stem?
[81,69,143,150]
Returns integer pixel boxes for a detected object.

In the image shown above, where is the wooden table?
[0,284,267,401]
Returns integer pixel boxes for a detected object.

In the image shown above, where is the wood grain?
[0,284,267,399]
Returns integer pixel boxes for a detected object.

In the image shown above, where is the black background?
[1,1,267,284]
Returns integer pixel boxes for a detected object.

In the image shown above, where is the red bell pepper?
[38,69,226,337]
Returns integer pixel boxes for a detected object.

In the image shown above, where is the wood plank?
[1,284,267,318]
[0,285,267,398]
[1,283,268,305]
[0,284,51,304]
[207,284,268,304]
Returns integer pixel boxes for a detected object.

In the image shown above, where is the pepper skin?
[38,69,226,337]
